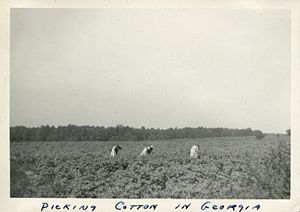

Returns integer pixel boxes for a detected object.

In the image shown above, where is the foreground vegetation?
[10,135,290,198]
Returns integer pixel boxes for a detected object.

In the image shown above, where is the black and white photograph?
[9,8,291,199]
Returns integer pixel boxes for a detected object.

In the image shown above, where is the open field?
[10,135,290,199]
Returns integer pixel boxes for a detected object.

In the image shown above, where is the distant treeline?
[10,125,264,142]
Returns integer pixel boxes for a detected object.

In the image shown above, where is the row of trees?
[10,124,264,142]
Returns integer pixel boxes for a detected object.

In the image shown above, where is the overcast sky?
[10,9,290,133]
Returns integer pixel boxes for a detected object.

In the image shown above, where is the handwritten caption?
[40,201,261,212]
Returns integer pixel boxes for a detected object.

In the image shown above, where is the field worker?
[140,145,154,156]
[110,145,122,157]
[190,145,200,158]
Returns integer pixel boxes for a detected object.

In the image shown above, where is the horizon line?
[9,123,274,133]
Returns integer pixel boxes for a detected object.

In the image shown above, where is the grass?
[10,135,290,199]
